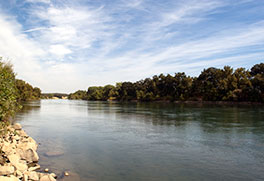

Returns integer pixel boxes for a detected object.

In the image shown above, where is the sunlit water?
[15,100,264,181]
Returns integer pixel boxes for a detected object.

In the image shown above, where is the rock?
[0,175,19,181]
[17,139,38,151]
[38,172,45,178]
[0,156,6,165]
[64,172,69,176]
[0,124,56,181]
[7,154,20,165]
[50,173,56,178]
[12,135,20,141]
[15,170,23,179]
[28,164,40,172]
[28,171,39,181]
[40,175,56,181]
[2,141,11,153]
[14,161,28,173]
[60,171,80,181]
[6,154,27,173]
[44,151,64,157]
[23,173,28,181]
[44,168,49,172]
[16,130,27,137]
[13,123,22,130]
[7,127,15,133]
[17,147,39,163]
[25,148,39,162]
[0,166,15,175]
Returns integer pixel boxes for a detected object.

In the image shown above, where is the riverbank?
[0,123,56,181]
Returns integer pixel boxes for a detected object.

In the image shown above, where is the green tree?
[87,86,103,100]
[16,79,41,101]
[250,63,264,102]
[0,62,20,121]
[69,90,87,100]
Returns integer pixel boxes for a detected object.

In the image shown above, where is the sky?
[0,0,264,93]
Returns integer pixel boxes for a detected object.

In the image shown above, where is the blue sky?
[0,0,264,93]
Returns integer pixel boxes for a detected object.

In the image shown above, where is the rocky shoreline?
[0,123,57,181]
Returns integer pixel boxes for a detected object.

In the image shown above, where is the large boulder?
[7,153,28,172]
[0,166,15,175]
[16,139,39,163]
[17,148,39,163]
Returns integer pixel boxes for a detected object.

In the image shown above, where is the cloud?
[0,0,263,92]
[25,0,50,4]
[49,45,72,58]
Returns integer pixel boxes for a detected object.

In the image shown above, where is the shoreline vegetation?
[0,61,41,124]
[0,61,54,180]
[68,63,264,103]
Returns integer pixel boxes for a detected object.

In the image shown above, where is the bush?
[0,61,20,121]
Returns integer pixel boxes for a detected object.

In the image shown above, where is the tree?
[250,63,264,102]
[69,90,87,100]
[15,79,41,101]
[0,62,19,121]
[87,86,103,100]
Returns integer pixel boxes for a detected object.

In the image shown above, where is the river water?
[15,100,264,181]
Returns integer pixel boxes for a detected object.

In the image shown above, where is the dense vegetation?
[0,62,19,122]
[16,79,41,101]
[0,60,41,122]
[69,63,264,103]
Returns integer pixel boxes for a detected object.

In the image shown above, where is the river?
[15,100,264,181]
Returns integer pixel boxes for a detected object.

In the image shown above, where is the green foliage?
[16,79,41,101]
[87,86,104,100]
[250,63,264,102]
[69,63,264,103]
[0,62,19,121]
[68,90,87,100]
[0,59,42,124]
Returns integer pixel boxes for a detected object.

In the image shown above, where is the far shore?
[40,97,264,106]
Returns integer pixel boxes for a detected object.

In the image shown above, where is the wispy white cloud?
[25,0,51,4]
[0,0,263,92]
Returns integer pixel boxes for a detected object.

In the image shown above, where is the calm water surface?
[15,100,264,181]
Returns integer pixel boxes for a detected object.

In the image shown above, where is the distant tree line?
[69,63,264,102]
[0,60,41,122]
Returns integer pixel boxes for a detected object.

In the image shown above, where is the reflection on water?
[15,100,264,181]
